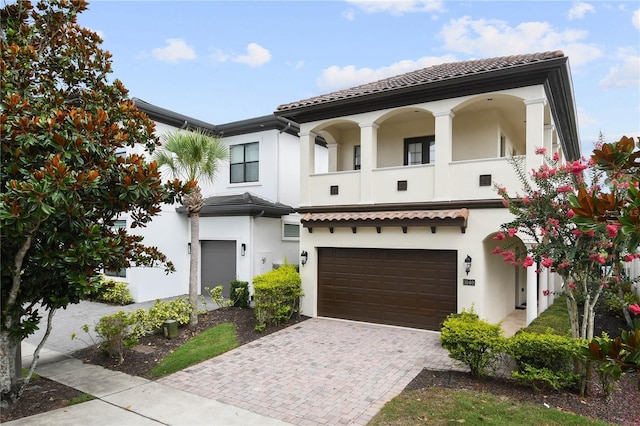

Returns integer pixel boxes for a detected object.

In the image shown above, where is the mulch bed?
[2,304,639,424]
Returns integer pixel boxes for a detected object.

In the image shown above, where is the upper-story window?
[404,136,435,165]
[230,142,259,183]
[354,145,361,170]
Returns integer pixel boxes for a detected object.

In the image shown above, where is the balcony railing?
[306,157,520,206]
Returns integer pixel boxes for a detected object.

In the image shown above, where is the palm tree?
[154,129,228,325]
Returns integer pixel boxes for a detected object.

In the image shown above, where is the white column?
[299,131,316,207]
[433,111,454,200]
[327,142,339,172]
[538,266,549,314]
[525,98,546,173]
[359,122,378,204]
[544,124,554,158]
[526,257,538,326]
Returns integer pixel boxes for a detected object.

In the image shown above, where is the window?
[404,136,435,165]
[230,142,259,183]
[282,222,300,240]
[105,220,127,278]
[354,145,361,170]
[500,135,506,157]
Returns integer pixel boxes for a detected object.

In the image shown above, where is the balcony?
[306,156,520,207]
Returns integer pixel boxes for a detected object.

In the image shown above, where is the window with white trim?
[282,222,300,240]
[404,136,435,165]
[230,142,259,183]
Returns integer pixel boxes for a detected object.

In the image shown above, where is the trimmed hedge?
[440,309,506,377]
[253,265,303,331]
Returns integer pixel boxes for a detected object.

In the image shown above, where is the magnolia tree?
[493,142,639,341]
[0,0,191,400]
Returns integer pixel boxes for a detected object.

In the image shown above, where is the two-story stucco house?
[275,51,581,330]
[114,99,327,302]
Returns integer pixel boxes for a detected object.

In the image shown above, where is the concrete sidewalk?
[6,342,291,426]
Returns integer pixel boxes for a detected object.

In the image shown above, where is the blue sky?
[78,1,639,154]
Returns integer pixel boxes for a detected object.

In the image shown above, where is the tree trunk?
[189,210,200,326]
[0,329,20,401]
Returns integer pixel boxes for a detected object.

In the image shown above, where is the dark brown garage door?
[318,248,457,330]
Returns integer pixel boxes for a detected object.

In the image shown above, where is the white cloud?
[439,16,602,67]
[345,0,445,16]
[568,2,595,20]
[599,48,640,89]
[151,39,197,63]
[232,43,271,67]
[316,55,457,92]
[633,9,640,30]
[208,48,230,65]
[343,8,356,20]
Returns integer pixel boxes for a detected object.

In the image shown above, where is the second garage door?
[318,248,457,330]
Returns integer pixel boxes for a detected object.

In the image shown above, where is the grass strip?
[522,295,571,335]
[368,388,611,426]
[150,322,238,378]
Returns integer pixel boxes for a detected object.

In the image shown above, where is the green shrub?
[131,297,192,338]
[230,280,250,308]
[440,309,506,377]
[253,265,303,331]
[507,331,583,391]
[90,278,134,305]
[94,311,138,363]
[206,286,232,309]
[604,282,640,316]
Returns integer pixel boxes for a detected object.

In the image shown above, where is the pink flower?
[624,254,636,262]
[547,218,560,228]
[568,161,588,175]
[491,247,503,254]
[522,256,534,268]
[535,147,547,155]
[507,228,518,237]
[494,232,506,240]
[606,224,618,238]
[567,209,575,219]
[501,250,515,263]
[568,283,577,290]
[553,152,560,161]
[543,290,550,296]
[523,196,530,205]
[585,230,595,237]
[571,229,582,236]
[557,185,573,193]
[589,253,607,265]
[541,258,553,268]
[629,304,640,316]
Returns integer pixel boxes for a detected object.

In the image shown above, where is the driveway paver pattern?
[161,317,462,426]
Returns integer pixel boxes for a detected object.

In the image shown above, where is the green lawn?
[150,322,238,378]
[368,388,611,426]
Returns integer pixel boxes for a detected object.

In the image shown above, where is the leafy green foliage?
[507,332,583,391]
[150,323,238,378]
[0,0,191,349]
[253,265,303,331]
[87,277,134,305]
[205,286,232,309]
[93,311,138,364]
[440,309,506,377]
[131,298,192,338]
[230,280,250,308]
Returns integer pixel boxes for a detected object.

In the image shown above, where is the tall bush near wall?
[253,265,303,331]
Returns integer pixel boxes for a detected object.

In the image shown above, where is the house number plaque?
[463,279,475,286]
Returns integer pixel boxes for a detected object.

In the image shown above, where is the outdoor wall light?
[241,243,246,256]
[464,255,472,275]
[188,242,191,254]
[300,250,308,266]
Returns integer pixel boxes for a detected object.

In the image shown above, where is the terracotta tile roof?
[277,51,564,112]
[301,209,469,233]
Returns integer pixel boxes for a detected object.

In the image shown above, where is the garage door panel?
[318,248,457,331]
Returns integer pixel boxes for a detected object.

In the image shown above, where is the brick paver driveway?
[160,317,461,426]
